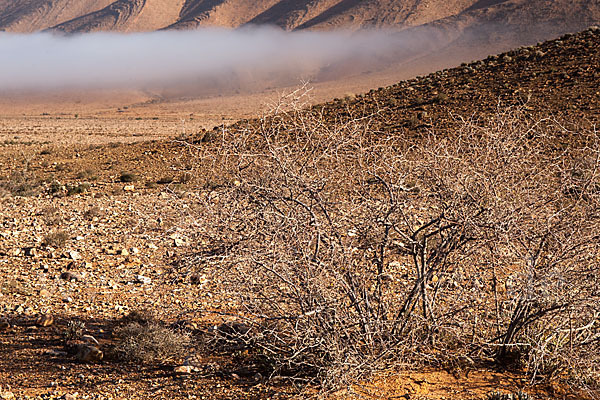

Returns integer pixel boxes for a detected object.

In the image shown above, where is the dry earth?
[0,26,599,400]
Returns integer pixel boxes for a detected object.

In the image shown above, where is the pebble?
[174,365,192,374]
[0,391,15,399]
[23,247,37,257]
[123,185,135,192]
[0,321,10,331]
[69,251,82,261]
[135,275,151,285]
[60,272,82,282]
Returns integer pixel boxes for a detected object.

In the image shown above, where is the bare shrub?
[42,230,69,248]
[113,311,190,365]
[182,88,600,393]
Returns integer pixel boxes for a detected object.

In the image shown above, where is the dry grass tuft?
[113,311,190,365]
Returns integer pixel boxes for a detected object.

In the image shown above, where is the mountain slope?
[1,0,597,34]
[50,0,186,32]
[0,0,112,33]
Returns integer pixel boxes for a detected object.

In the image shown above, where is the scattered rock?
[0,391,15,399]
[23,247,37,257]
[39,289,51,297]
[68,250,82,260]
[189,274,207,286]
[64,394,78,400]
[174,238,185,247]
[174,365,192,374]
[0,321,10,331]
[119,248,130,257]
[135,275,151,285]
[60,271,82,282]
[123,185,135,192]
[35,314,54,327]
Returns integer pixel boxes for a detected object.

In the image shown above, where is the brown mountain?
[0,0,112,33]
[0,0,598,35]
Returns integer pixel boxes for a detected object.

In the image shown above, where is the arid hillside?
[0,0,598,36]
[0,0,112,33]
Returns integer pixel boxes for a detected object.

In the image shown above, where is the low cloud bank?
[0,27,416,93]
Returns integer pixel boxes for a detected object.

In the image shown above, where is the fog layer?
[0,27,410,92]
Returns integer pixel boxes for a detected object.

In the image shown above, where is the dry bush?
[113,311,190,365]
[182,88,600,393]
[0,162,40,197]
[42,230,69,248]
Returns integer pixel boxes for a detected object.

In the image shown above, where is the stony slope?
[313,26,600,137]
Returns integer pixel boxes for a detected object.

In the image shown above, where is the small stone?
[39,289,51,297]
[189,274,207,286]
[75,345,103,362]
[0,391,15,399]
[0,321,10,331]
[63,297,73,303]
[23,247,37,257]
[123,185,135,192]
[36,314,54,327]
[69,251,82,260]
[135,275,151,285]
[174,238,185,247]
[119,249,129,257]
[60,272,82,282]
[65,394,78,400]
[130,247,140,255]
[174,365,192,374]
[147,243,158,250]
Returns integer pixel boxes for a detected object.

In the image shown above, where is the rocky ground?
[1,27,599,400]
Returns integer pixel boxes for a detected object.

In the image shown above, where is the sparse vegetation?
[63,320,86,342]
[42,230,69,248]
[487,391,531,400]
[66,183,91,196]
[83,206,103,220]
[113,311,190,364]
